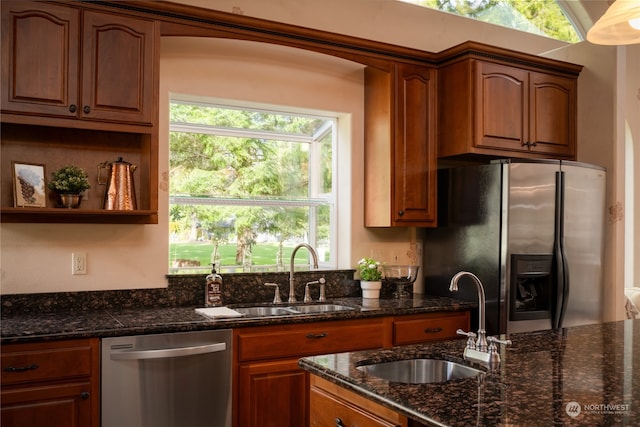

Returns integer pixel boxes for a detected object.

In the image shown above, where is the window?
[399,0,581,43]
[168,100,336,274]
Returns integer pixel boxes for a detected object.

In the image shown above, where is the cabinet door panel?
[529,72,576,155]
[393,64,437,225]
[475,62,528,151]
[82,11,155,124]
[1,2,79,116]
[1,382,92,427]
[238,359,307,427]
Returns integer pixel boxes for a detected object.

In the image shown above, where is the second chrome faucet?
[450,271,511,367]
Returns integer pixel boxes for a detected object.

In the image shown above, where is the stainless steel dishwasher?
[102,329,232,427]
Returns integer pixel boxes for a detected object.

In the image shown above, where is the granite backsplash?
[1,270,404,316]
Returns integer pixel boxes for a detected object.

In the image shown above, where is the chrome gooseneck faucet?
[289,243,319,303]
[450,271,511,367]
[450,271,488,352]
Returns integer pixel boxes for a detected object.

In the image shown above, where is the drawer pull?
[306,332,328,339]
[4,363,39,373]
[335,418,345,427]
[424,327,443,334]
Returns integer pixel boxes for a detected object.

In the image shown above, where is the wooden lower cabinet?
[233,311,470,427]
[310,375,426,427]
[237,359,308,427]
[0,338,100,427]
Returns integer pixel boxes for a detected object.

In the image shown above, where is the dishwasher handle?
[110,342,226,361]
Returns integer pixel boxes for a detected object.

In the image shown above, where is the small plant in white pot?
[48,165,91,208]
[357,257,383,299]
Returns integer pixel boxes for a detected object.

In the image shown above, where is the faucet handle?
[264,283,282,304]
[456,329,477,350]
[318,277,326,302]
[487,336,512,347]
[303,283,313,303]
[487,336,512,364]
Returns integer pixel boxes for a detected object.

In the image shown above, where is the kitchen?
[1,0,639,426]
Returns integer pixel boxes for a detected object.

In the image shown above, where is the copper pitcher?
[97,157,137,210]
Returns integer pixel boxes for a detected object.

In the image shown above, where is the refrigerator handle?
[553,171,570,329]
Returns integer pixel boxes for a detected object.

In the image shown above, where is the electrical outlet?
[72,252,87,275]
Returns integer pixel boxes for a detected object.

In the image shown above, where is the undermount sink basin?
[356,358,483,384]
[234,306,298,317]
[293,304,355,314]
[234,304,355,317]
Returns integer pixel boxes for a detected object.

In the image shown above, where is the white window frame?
[168,99,338,271]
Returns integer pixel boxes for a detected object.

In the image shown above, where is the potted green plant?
[356,257,383,299]
[48,165,91,208]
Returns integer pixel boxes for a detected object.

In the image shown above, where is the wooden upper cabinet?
[81,10,155,124]
[1,2,79,118]
[365,63,437,228]
[438,43,581,160]
[528,71,577,155]
[1,1,156,126]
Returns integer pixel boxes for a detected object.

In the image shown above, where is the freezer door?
[560,163,605,327]
[506,161,558,333]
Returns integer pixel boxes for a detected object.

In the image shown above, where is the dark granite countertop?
[1,295,475,343]
[299,319,639,426]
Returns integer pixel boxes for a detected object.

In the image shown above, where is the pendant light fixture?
[587,0,640,45]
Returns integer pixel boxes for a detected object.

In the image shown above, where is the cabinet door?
[1,2,79,117]
[528,71,576,156]
[237,359,308,427]
[393,64,437,226]
[81,10,156,124]
[1,382,93,427]
[475,62,529,152]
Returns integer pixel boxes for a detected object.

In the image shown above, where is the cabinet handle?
[335,418,346,427]
[530,141,537,147]
[3,364,39,373]
[81,391,90,400]
[68,104,77,113]
[398,210,404,217]
[83,105,91,114]
[306,332,328,339]
[424,327,443,334]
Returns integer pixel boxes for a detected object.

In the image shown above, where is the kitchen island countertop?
[1,295,475,343]
[299,319,639,426]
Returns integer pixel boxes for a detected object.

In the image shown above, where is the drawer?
[393,311,469,345]
[310,376,403,427]
[236,318,385,362]
[1,339,97,386]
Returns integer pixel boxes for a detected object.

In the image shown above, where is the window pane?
[399,0,581,43]
[169,204,330,273]
[168,101,335,274]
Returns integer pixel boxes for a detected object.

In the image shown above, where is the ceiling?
[559,0,611,39]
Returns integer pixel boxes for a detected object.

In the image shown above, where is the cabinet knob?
[398,210,404,217]
[81,391,90,400]
[335,418,346,427]
[69,104,77,113]
[83,105,91,114]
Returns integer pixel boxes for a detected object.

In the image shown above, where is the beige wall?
[0,0,629,300]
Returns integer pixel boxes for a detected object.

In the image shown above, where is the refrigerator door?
[559,162,605,327]
[506,160,559,333]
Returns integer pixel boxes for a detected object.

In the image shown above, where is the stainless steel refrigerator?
[423,159,606,335]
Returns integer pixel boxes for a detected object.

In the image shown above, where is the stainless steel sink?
[294,304,355,314]
[234,306,298,317]
[356,359,483,384]
[234,304,355,317]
